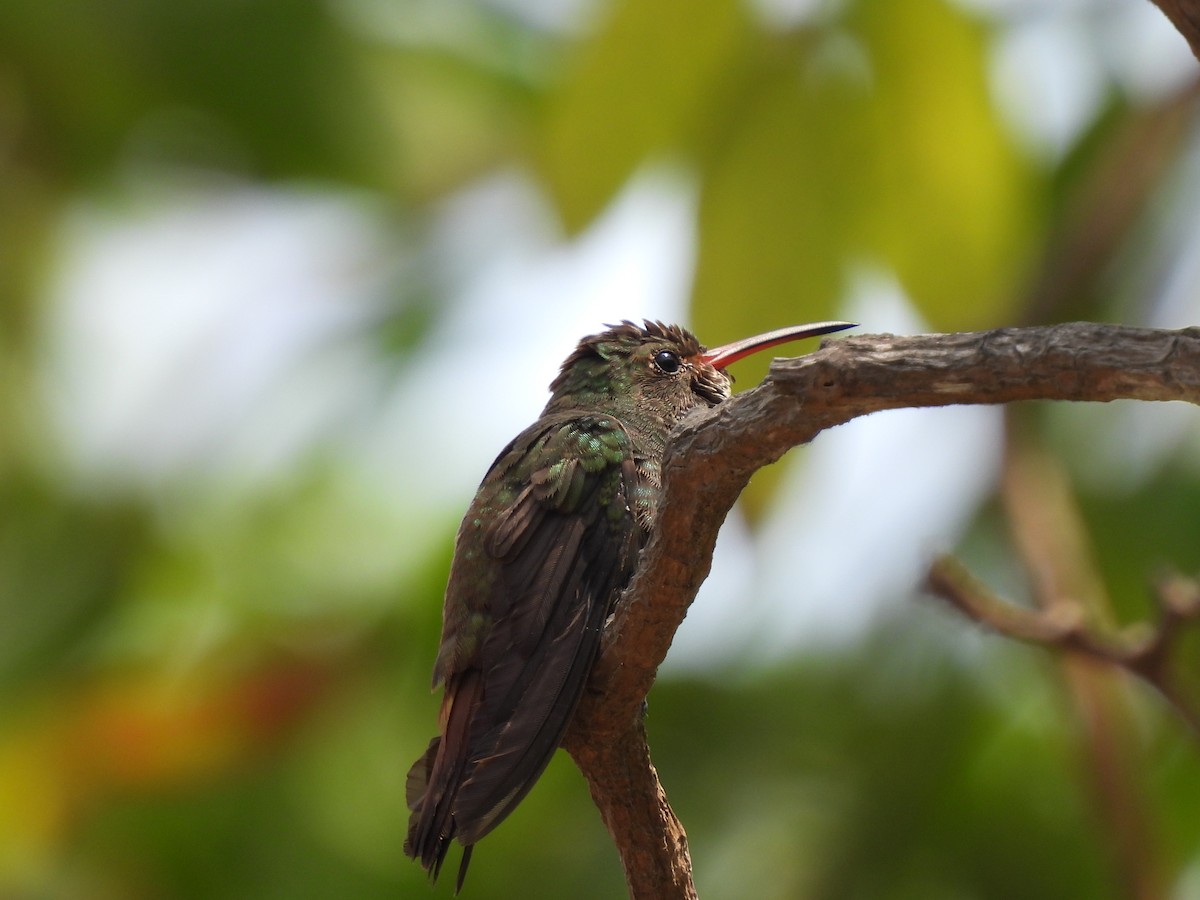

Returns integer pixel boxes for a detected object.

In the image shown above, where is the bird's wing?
[405,413,641,879]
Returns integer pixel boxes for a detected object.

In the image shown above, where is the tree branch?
[563,717,696,900]
[987,437,1172,898]
[564,322,1200,898]
[1147,0,1200,61]
[926,558,1200,736]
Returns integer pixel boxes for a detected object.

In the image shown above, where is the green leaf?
[848,0,1037,328]
[691,0,1038,349]
[687,36,860,520]
[691,42,850,391]
[538,0,752,231]
[0,0,389,184]
[360,47,535,203]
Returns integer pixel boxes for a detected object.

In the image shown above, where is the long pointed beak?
[700,321,856,370]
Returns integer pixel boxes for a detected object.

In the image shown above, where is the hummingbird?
[404,319,854,889]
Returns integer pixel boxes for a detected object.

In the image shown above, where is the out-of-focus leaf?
[0,481,145,687]
[0,727,64,891]
[690,40,857,518]
[538,0,752,231]
[77,762,405,900]
[847,0,1036,329]
[691,41,850,389]
[0,0,155,178]
[122,0,388,182]
[693,0,1035,350]
[0,0,388,184]
[360,47,537,203]
[0,658,336,893]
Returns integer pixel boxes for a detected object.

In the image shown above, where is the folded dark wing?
[405,413,642,880]
[453,414,640,842]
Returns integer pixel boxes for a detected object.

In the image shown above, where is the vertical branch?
[1134,575,1200,733]
[564,719,696,900]
[1000,435,1167,900]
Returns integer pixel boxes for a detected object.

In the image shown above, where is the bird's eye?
[653,349,681,374]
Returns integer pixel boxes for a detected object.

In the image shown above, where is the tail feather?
[404,736,437,815]
[404,670,483,882]
[452,587,599,844]
[455,844,474,894]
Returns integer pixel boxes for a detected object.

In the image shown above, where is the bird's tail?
[404,670,483,889]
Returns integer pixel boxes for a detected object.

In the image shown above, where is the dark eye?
[653,349,681,374]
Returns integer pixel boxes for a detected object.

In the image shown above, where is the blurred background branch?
[928,554,1200,734]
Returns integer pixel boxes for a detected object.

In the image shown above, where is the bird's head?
[544,319,854,426]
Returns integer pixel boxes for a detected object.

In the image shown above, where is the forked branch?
[927,556,1200,735]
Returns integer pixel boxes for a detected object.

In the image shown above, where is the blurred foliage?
[1,0,1199,897]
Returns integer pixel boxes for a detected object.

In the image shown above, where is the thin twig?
[926,556,1200,736]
